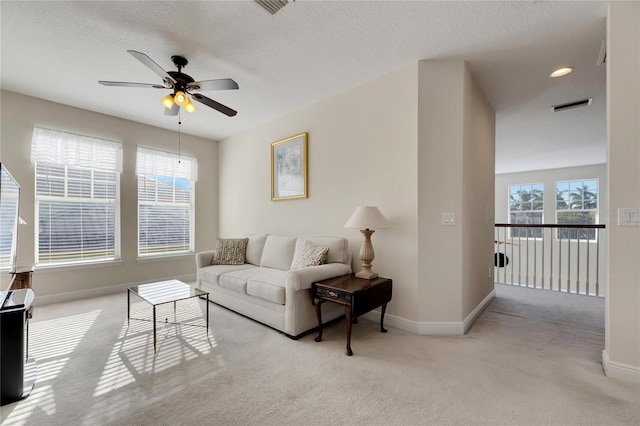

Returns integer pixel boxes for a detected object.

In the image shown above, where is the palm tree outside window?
[556,179,598,240]
[508,183,544,238]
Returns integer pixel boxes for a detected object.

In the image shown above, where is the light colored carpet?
[1,284,638,425]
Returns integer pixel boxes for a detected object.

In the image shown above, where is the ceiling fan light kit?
[184,101,196,114]
[174,91,188,106]
[98,50,238,117]
[161,94,175,109]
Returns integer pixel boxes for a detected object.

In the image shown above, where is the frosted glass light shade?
[161,94,175,109]
[174,91,188,106]
[344,206,389,230]
[184,100,196,113]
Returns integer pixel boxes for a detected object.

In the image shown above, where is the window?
[31,128,122,265]
[136,147,197,257]
[508,183,543,238]
[556,179,598,240]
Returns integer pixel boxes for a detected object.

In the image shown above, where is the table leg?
[345,304,353,356]
[314,300,324,342]
[206,294,209,334]
[153,305,157,354]
[127,289,130,327]
[380,302,388,333]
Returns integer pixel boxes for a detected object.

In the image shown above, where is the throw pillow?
[292,241,329,270]
[211,238,249,265]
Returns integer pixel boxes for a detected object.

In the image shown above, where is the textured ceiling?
[0,1,607,173]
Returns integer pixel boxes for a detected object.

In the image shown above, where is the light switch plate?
[442,212,456,226]
[618,208,640,226]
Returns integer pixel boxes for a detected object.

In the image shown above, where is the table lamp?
[344,206,389,279]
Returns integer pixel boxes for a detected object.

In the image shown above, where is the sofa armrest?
[195,250,216,269]
[285,263,352,293]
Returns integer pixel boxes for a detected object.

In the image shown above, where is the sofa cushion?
[246,269,289,305]
[199,264,256,286]
[292,237,349,266]
[212,238,249,265]
[260,235,297,270]
[292,241,329,270]
[246,234,269,266]
[219,268,268,294]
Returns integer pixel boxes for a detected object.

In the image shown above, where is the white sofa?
[196,234,352,338]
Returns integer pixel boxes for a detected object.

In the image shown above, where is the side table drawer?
[315,286,350,303]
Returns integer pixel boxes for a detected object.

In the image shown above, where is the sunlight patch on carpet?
[3,310,101,424]
[93,299,216,397]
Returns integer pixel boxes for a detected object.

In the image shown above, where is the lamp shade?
[344,206,389,229]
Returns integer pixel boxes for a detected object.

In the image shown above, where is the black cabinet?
[1,289,36,405]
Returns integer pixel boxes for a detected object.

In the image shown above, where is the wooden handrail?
[495,223,605,229]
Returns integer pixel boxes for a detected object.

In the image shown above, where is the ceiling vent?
[552,98,593,112]
[255,0,289,15]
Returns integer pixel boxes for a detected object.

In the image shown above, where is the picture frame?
[271,132,308,201]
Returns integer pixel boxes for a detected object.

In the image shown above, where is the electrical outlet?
[488,267,492,278]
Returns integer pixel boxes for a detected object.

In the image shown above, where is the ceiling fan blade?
[164,103,180,116]
[99,80,169,89]
[191,93,237,117]
[127,50,176,86]
[187,78,239,91]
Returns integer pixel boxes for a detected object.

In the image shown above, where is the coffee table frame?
[127,280,209,353]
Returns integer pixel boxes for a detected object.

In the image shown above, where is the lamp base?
[355,270,378,280]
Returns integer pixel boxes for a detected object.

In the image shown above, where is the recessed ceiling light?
[550,67,574,78]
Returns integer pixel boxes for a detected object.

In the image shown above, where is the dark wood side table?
[312,274,392,356]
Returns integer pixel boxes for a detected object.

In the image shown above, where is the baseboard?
[362,288,496,336]
[462,289,496,333]
[361,311,421,334]
[602,349,640,383]
[33,273,197,306]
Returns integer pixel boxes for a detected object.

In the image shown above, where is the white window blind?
[136,147,196,256]
[32,128,121,265]
[31,127,122,173]
[135,147,197,182]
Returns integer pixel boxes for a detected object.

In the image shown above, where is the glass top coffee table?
[127,279,209,353]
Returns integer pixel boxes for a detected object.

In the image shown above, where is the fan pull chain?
[178,111,182,164]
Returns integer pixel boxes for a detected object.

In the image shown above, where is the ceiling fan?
[99,50,238,117]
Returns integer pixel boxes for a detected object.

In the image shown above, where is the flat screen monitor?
[0,163,20,290]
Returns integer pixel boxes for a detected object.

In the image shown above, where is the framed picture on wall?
[271,132,308,201]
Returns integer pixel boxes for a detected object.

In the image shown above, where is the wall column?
[603,0,640,382]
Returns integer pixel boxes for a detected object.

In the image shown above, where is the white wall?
[219,63,421,322]
[604,1,640,381]
[461,64,496,320]
[417,60,495,327]
[0,90,218,301]
[218,59,495,332]
[418,61,465,324]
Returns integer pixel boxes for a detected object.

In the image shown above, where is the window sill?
[137,252,195,263]
[35,259,124,272]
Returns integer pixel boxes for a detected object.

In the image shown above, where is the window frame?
[507,182,544,239]
[136,147,197,258]
[555,178,599,242]
[34,162,121,266]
